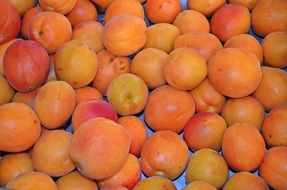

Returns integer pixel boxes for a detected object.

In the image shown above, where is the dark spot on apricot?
[269,134,272,138]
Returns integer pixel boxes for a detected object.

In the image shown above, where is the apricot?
[227,0,259,11]
[6,171,57,190]
[262,104,287,147]
[101,187,128,190]
[38,0,77,15]
[145,0,182,23]
[207,48,262,98]
[12,88,39,108]
[75,86,103,104]
[183,181,217,190]
[174,31,223,61]
[69,118,130,180]
[187,0,225,17]
[0,102,41,152]
[92,50,131,95]
[222,123,266,171]
[98,154,141,190]
[28,11,72,53]
[0,75,15,106]
[34,80,76,129]
[221,96,265,130]
[183,112,227,151]
[185,148,229,189]
[102,14,147,56]
[104,0,144,23]
[164,47,207,90]
[262,31,287,68]
[0,153,33,186]
[259,146,287,190]
[55,40,98,88]
[66,0,98,27]
[133,176,176,190]
[90,0,113,9]
[20,6,43,39]
[251,0,287,37]
[173,10,210,34]
[223,171,270,190]
[3,40,50,92]
[144,23,180,53]
[210,4,251,42]
[8,0,37,16]
[131,48,167,89]
[141,130,189,180]
[252,66,287,111]
[144,85,195,133]
[190,78,226,114]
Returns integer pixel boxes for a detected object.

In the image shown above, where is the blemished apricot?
[144,85,195,133]
[38,0,77,15]
[207,48,262,98]
[6,171,57,190]
[222,123,266,171]
[133,176,176,190]
[164,47,207,91]
[28,11,72,53]
[55,40,98,88]
[118,116,148,158]
[92,50,131,95]
[98,154,141,190]
[72,21,104,53]
[3,40,50,92]
[66,0,97,27]
[259,146,287,190]
[183,112,227,151]
[261,31,287,68]
[104,0,144,23]
[185,148,229,189]
[227,0,259,11]
[262,104,287,147]
[223,171,270,190]
[145,0,182,23]
[69,118,130,180]
[12,88,39,108]
[0,75,15,106]
[20,6,43,39]
[224,33,263,62]
[141,130,189,180]
[187,0,225,17]
[0,153,33,186]
[32,130,75,177]
[252,66,287,111]
[75,86,103,105]
[8,0,37,17]
[183,181,217,190]
[131,48,167,89]
[210,4,251,42]
[0,38,20,75]
[190,78,226,114]
[34,80,76,129]
[56,171,98,190]
[102,14,147,56]
[251,0,287,37]
[174,31,223,61]
[221,96,265,130]
[173,10,210,34]
[0,102,41,152]
[144,23,180,53]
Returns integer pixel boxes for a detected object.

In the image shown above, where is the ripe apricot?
[183,181,217,190]
[38,0,77,15]
[20,6,43,39]
[8,0,37,17]
[141,130,189,180]
[102,14,147,56]
[0,75,15,106]
[187,0,225,17]
[133,176,176,190]
[164,47,207,90]
[207,48,262,98]
[75,86,103,105]
[0,102,41,152]
[144,85,195,133]
[222,123,266,171]
[12,87,39,108]
[227,0,259,11]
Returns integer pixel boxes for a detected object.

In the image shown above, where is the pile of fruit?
[0,0,287,189]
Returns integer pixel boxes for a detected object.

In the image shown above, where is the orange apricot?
[20,6,43,39]
[38,0,77,15]
[133,176,176,190]
[75,86,103,105]
[187,0,225,17]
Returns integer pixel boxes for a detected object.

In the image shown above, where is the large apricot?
[0,75,15,106]
[0,102,41,152]
[3,40,50,92]
[141,130,189,180]
[252,66,287,111]
[133,176,176,190]
[69,118,130,180]
[207,48,262,98]
[34,80,76,129]
[185,148,229,189]
[222,123,266,171]
[210,4,251,42]
[38,0,77,14]
[251,0,287,37]
[102,14,147,56]
[187,0,225,17]
[55,40,98,88]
